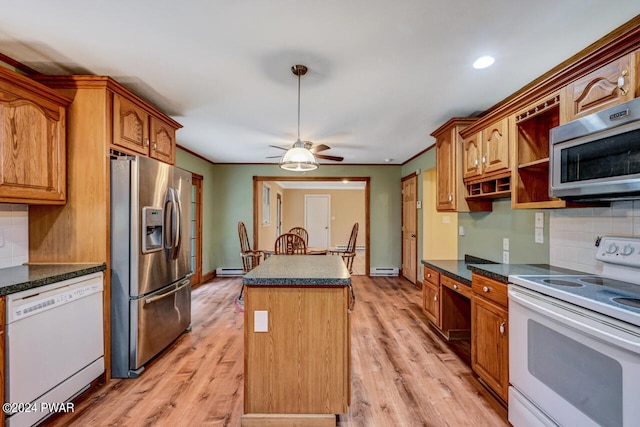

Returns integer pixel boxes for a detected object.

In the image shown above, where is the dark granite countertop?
[467,263,588,283]
[243,255,351,286]
[422,255,495,286]
[0,263,107,296]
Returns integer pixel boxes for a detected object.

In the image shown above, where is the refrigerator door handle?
[144,280,189,305]
[173,188,182,257]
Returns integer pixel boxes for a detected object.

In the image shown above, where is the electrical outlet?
[535,227,544,244]
[535,212,544,228]
[442,215,450,224]
[254,311,268,332]
[503,238,509,251]
[459,226,465,236]
[503,251,510,264]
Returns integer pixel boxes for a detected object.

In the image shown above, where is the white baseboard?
[370,267,399,276]
[215,267,244,276]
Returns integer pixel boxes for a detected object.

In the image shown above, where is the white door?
[305,195,330,248]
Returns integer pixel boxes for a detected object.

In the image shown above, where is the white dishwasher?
[5,272,105,427]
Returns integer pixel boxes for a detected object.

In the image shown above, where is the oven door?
[508,284,640,427]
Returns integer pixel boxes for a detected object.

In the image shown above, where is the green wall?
[458,199,549,264]
[176,148,403,274]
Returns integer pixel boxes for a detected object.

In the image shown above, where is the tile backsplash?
[549,200,640,274]
[0,203,29,268]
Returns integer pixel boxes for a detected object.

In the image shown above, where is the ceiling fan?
[268,65,344,167]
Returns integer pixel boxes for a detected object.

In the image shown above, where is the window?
[262,183,271,224]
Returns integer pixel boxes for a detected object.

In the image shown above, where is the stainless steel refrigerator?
[110,155,192,378]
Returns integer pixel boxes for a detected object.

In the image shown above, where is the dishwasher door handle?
[144,280,190,305]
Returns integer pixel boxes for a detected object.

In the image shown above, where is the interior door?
[305,194,330,248]
[402,174,418,284]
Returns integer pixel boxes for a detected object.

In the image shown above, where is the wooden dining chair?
[237,221,264,303]
[288,226,309,246]
[274,233,307,255]
[330,222,359,273]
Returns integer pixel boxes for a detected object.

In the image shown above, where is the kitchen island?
[242,255,352,427]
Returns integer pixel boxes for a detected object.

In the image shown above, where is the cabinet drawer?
[472,273,508,307]
[441,275,472,299]
[423,266,439,287]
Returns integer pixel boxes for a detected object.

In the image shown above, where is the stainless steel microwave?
[550,97,640,201]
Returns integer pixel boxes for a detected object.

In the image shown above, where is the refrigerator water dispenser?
[142,206,163,253]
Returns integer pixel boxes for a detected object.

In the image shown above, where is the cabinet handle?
[474,158,478,167]
[482,286,489,293]
[153,142,157,150]
[434,295,438,302]
[427,273,431,278]
[453,284,458,290]
[618,70,628,95]
[448,193,453,202]
[499,320,506,336]
[482,154,487,165]
[146,138,150,147]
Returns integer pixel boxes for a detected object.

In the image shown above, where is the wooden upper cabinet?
[0,67,70,204]
[432,118,479,212]
[462,132,482,180]
[149,116,176,164]
[113,93,150,155]
[562,51,638,122]
[482,118,509,174]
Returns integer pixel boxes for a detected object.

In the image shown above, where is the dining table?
[263,247,328,258]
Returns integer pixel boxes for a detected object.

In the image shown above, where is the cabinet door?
[463,132,482,179]
[563,53,635,122]
[0,96,66,204]
[472,296,508,402]
[435,132,455,211]
[481,118,509,174]
[149,116,176,164]
[113,93,149,155]
[422,282,440,328]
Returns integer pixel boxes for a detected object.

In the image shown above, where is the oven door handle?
[509,287,640,353]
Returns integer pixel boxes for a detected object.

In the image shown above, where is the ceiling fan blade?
[315,154,344,162]
[308,143,331,153]
[269,144,289,151]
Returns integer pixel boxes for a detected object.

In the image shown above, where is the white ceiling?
[1,2,638,165]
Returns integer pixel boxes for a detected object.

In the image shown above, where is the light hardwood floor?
[46,276,507,427]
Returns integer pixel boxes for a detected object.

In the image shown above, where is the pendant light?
[279,65,319,172]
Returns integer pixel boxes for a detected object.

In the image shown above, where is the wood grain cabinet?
[562,50,639,122]
[422,266,441,328]
[0,66,70,204]
[471,273,509,403]
[113,93,177,164]
[432,118,487,212]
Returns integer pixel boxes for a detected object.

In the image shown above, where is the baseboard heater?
[334,245,366,251]
[215,268,244,277]
[370,267,399,276]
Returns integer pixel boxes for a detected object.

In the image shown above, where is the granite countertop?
[422,255,495,286]
[466,263,588,283]
[0,263,107,296]
[243,255,351,286]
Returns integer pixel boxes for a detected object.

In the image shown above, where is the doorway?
[305,194,330,248]
[253,176,370,275]
[190,173,203,286]
[402,173,418,284]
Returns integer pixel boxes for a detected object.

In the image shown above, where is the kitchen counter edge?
[0,263,107,296]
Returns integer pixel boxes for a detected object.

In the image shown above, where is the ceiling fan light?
[279,147,319,171]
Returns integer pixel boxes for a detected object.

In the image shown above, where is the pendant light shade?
[279,64,318,172]
[279,140,319,171]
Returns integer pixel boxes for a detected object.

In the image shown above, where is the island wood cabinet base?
[241,413,336,427]
[243,285,350,419]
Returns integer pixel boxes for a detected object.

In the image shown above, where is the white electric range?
[507,236,640,427]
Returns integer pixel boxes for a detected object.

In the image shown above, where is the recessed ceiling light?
[473,56,495,69]
[384,158,394,163]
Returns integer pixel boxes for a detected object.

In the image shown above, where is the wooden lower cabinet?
[422,266,440,327]
[471,273,509,402]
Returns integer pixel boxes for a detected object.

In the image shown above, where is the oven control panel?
[596,236,640,267]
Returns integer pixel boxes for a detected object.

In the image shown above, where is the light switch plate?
[254,310,268,332]
[535,212,544,228]
[416,200,422,209]
[0,229,4,248]
[535,228,544,244]
[503,251,510,264]
[459,226,465,236]
[503,238,509,251]
[442,215,450,224]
